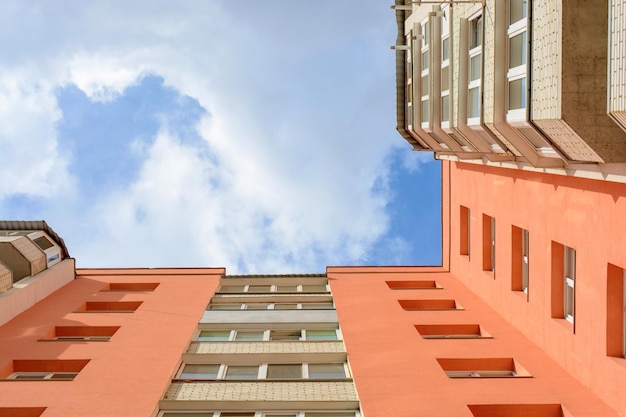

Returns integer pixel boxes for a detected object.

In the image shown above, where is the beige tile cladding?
[187,341,345,355]
[532,0,561,120]
[609,0,626,112]
[0,261,11,292]
[533,119,603,162]
[12,237,46,276]
[483,0,496,124]
[164,381,358,402]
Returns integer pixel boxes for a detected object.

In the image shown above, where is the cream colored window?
[564,246,576,323]
[420,18,430,126]
[177,363,348,380]
[507,0,528,121]
[468,14,482,123]
[406,33,414,129]
[441,6,451,126]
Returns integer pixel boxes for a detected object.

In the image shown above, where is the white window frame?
[506,0,528,121]
[406,33,414,130]
[420,18,430,128]
[564,246,576,323]
[445,370,517,378]
[8,372,78,380]
[197,329,341,342]
[209,302,334,311]
[219,284,329,294]
[440,5,451,128]
[467,13,483,125]
[177,363,350,381]
[521,228,529,294]
[490,216,496,272]
[159,411,360,417]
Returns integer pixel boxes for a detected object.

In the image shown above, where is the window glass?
[508,32,526,68]
[219,286,245,293]
[274,303,298,310]
[308,363,346,379]
[470,54,481,82]
[220,414,256,417]
[198,330,230,341]
[267,364,302,379]
[442,37,450,61]
[421,75,429,95]
[305,414,356,417]
[276,285,298,292]
[421,51,429,71]
[301,285,328,293]
[234,331,264,341]
[441,66,449,92]
[209,304,241,310]
[247,285,272,292]
[180,364,219,379]
[224,366,258,380]
[508,78,526,110]
[509,0,528,25]
[442,95,450,123]
[306,330,338,341]
[421,99,429,121]
[470,16,483,49]
[270,330,302,341]
[301,302,334,310]
[246,303,270,310]
[468,87,481,118]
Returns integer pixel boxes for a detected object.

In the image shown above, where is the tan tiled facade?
[395,0,626,175]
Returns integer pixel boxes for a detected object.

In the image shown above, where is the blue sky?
[0,0,441,273]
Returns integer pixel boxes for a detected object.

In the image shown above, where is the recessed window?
[511,226,529,297]
[415,324,491,339]
[208,302,334,310]
[176,363,348,380]
[437,358,530,378]
[218,284,328,294]
[42,325,120,342]
[0,408,46,417]
[468,403,564,417]
[106,282,159,291]
[399,299,461,310]
[506,0,529,120]
[482,215,495,272]
[420,17,430,127]
[79,301,142,313]
[468,14,483,122]
[460,206,470,256]
[551,243,576,328]
[564,246,576,323]
[386,280,439,289]
[197,329,340,342]
[3,359,89,381]
[606,264,626,357]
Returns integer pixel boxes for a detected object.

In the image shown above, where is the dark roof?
[0,220,70,259]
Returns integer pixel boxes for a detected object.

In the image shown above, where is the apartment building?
[394,0,626,176]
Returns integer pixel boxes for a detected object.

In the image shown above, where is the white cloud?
[0,0,410,273]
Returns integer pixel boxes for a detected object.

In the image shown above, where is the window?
[4,359,89,381]
[198,329,340,342]
[511,226,529,297]
[218,284,328,294]
[208,302,333,310]
[420,18,430,126]
[460,206,470,256]
[386,280,439,289]
[8,372,78,380]
[159,412,359,417]
[441,5,451,125]
[106,282,159,291]
[550,242,576,328]
[564,246,576,323]
[399,299,462,310]
[507,0,528,121]
[606,264,626,357]
[176,363,349,380]
[415,324,492,339]
[42,325,119,342]
[406,33,414,129]
[79,301,142,312]
[482,215,495,272]
[437,358,530,378]
[468,14,483,122]
[468,404,565,417]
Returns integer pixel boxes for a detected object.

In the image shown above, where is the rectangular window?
[107,282,159,291]
[386,280,439,289]
[564,246,576,323]
[197,329,340,342]
[218,284,328,293]
[80,301,142,313]
[8,372,78,380]
[482,215,495,272]
[506,0,528,120]
[468,15,482,122]
[4,359,89,381]
[607,264,626,357]
[177,363,348,381]
[460,206,470,256]
[441,6,450,125]
[511,226,529,296]
[551,242,575,329]
[437,358,530,378]
[420,18,430,127]
[399,299,461,310]
[415,324,491,339]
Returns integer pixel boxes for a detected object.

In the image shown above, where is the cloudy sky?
[0,0,441,273]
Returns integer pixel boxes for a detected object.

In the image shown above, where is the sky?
[0,0,441,273]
